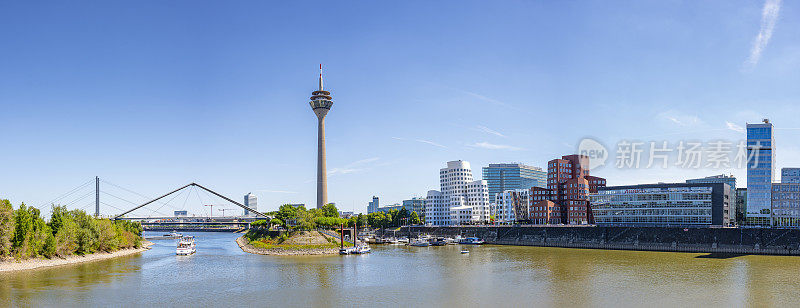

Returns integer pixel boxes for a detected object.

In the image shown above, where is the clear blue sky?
[2,1,799,216]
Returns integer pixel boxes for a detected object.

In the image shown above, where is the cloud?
[392,136,447,148]
[476,125,506,138]
[468,142,524,151]
[725,121,745,133]
[656,111,703,127]
[745,0,782,69]
[256,190,298,194]
[329,157,381,176]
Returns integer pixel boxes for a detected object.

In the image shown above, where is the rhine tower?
[310,65,333,209]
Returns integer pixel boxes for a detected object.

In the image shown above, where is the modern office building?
[771,168,800,227]
[746,119,774,226]
[425,160,490,226]
[174,210,188,217]
[402,197,426,220]
[590,182,731,227]
[244,193,257,216]
[781,168,800,183]
[493,189,529,223]
[367,196,379,214]
[377,203,404,213]
[310,65,333,209]
[687,174,736,225]
[482,163,546,203]
[735,188,747,225]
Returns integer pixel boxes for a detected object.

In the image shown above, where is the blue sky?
[2,1,799,216]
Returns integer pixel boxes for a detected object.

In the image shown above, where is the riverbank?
[386,226,800,256]
[236,233,340,256]
[0,240,154,273]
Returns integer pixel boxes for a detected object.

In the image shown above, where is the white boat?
[397,237,409,244]
[354,244,371,254]
[409,239,430,247]
[458,237,484,245]
[461,249,469,254]
[164,231,182,238]
[176,236,196,255]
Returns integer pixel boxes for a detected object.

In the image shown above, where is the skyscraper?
[746,119,774,226]
[482,163,546,203]
[244,193,257,217]
[310,65,333,209]
[424,160,490,226]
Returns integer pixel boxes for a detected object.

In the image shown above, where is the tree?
[0,199,13,257]
[410,211,421,225]
[321,203,339,218]
[356,214,367,228]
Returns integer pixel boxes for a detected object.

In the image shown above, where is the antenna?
[318,64,323,91]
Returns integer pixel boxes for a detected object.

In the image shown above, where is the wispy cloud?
[656,111,703,127]
[329,157,381,176]
[256,190,298,194]
[468,141,524,151]
[476,125,506,138]
[392,136,447,148]
[745,0,782,69]
[726,121,745,133]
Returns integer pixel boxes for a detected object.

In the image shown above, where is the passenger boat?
[458,237,485,245]
[176,236,196,255]
[354,244,372,254]
[164,231,182,238]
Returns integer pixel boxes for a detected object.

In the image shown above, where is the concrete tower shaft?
[310,65,333,209]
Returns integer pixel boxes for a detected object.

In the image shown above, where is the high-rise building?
[244,193,257,216]
[746,119,774,226]
[425,160,490,226]
[590,182,731,227]
[367,196,379,214]
[735,188,747,225]
[310,65,333,209]
[482,163,546,203]
[545,154,606,224]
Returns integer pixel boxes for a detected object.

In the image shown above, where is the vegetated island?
[237,204,355,256]
[0,199,149,272]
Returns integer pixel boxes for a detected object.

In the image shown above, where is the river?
[2,231,800,307]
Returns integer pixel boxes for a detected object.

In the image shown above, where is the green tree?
[356,214,367,228]
[321,203,339,218]
[410,211,421,225]
[0,199,14,256]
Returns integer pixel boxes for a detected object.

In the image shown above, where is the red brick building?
[542,154,606,224]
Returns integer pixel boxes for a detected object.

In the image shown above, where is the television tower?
[310,64,333,209]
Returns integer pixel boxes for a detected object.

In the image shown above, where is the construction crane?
[204,204,215,218]
[218,208,235,217]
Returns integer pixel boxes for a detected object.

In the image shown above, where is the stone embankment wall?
[381,226,800,256]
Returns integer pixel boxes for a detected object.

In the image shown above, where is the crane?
[218,208,235,217]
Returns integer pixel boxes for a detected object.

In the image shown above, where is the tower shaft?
[317,116,328,208]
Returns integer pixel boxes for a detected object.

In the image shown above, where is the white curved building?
[425,160,490,226]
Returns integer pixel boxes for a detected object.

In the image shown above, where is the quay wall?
[382,226,800,256]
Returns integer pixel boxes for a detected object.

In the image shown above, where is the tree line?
[251,203,422,231]
[0,199,143,260]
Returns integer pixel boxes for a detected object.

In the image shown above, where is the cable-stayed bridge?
[39,177,270,231]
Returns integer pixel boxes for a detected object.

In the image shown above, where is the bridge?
[41,178,272,232]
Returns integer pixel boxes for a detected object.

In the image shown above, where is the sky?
[1,0,799,216]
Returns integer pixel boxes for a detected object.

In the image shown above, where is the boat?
[461,249,469,254]
[354,244,372,254]
[163,231,182,238]
[409,239,430,247]
[339,247,357,255]
[430,237,447,246]
[458,237,485,245]
[176,236,196,255]
[397,237,409,244]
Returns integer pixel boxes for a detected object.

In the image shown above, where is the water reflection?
[3,232,800,307]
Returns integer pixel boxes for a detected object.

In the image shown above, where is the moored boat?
[409,239,430,247]
[458,237,484,245]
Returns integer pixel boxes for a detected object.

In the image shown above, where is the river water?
[2,231,800,307]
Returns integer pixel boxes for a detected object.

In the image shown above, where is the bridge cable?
[63,190,96,208]
[101,191,169,217]
[100,179,181,209]
[38,178,94,208]
[146,187,190,218]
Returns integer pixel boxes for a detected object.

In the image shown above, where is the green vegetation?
[364,208,422,229]
[0,199,143,260]
[253,203,422,232]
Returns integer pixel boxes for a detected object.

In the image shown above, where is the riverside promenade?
[384,226,800,256]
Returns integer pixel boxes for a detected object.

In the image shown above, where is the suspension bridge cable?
[38,178,94,208]
[99,201,127,213]
[146,187,190,218]
[63,190,96,208]
[100,191,169,217]
[178,185,192,212]
[99,179,181,208]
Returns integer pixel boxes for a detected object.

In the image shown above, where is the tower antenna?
[319,64,323,91]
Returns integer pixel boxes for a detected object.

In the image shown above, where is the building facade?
[735,188,747,225]
[746,119,774,226]
[687,174,736,225]
[402,197,426,221]
[771,168,800,227]
[546,154,606,224]
[590,183,731,227]
[367,196,379,214]
[482,163,546,204]
[425,160,490,226]
[244,193,257,216]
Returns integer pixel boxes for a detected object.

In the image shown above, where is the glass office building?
[482,163,546,203]
[746,120,774,226]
